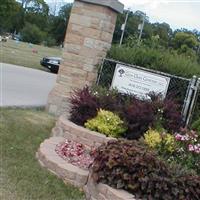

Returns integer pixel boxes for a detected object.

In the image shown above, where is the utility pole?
[119,10,129,46]
[137,15,145,45]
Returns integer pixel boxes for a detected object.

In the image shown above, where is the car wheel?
[50,68,58,74]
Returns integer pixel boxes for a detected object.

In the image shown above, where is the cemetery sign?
[111,64,170,99]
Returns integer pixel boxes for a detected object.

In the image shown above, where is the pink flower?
[188,144,200,154]
[175,134,189,141]
[188,144,194,152]
[175,134,182,141]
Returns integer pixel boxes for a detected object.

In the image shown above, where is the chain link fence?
[96,58,200,126]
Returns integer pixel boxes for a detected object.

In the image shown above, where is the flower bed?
[37,137,138,200]
[69,86,182,139]
[65,86,200,199]
[55,139,94,170]
[90,139,200,200]
[37,137,89,188]
[144,128,200,174]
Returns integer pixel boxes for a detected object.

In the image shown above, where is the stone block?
[90,18,101,29]
[97,183,108,195]
[84,38,111,51]
[70,13,92,27]
[73,6,113,22]
[65,33,84,45]
[101,31,113,43]
[65,43,82,54]
[98,193,107,200]
[75,171,89,185]
[100,20,115,33]
[78,0,124,13]
[83,64,95,72]
[86,72,97,82]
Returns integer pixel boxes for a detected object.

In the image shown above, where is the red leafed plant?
[55,140,94,170]
[70,86,99,126]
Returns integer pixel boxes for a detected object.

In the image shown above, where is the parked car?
[40,57,61,73]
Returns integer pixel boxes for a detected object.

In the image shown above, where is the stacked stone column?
[47,0,124,116]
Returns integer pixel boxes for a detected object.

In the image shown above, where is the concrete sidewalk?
[0,63,56,107]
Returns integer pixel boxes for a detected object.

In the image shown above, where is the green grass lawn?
[0,108,84,200]
[0,40,61,70]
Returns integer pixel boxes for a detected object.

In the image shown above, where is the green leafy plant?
[108,45,200,78]
[70,87,182,138]
[21,22,46,44]
[85,109,127,138]
[91,139,200,200]
[144,129,175,154]
[173,128,200,174]
[192,118,200,133]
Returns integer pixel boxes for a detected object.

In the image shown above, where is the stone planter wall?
[37,136,136,200]
[84,175,137,200]
[36,137,89,188]
[37,116,136,200]
[51,114,116,148]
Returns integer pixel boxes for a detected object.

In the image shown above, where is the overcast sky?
[47,0,200,31]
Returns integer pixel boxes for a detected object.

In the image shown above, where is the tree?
[173,32,198,49]
[152,22,172,47]
[48,3,72,45]
[0,0,20,33]
[21,22,45,44]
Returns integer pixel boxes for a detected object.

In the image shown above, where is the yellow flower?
[163,134,175,153]
[144,129,162,148]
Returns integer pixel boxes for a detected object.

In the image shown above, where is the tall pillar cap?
[78,0,124,13]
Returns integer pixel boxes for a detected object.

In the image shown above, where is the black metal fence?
[96,58,200,126]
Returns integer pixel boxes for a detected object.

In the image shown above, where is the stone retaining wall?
[84,175,137,200]
[36,137,89,188]
[37,136,136,200]
[52,115,116,148]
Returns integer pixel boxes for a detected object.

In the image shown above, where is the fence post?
[186,77,200,126]
[96,58,105,85]
[182,75,197,125]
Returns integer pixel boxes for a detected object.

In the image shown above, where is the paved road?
[0,63,57,107]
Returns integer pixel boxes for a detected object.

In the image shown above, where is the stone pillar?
[46,0,124,116]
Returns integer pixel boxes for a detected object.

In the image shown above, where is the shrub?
[45,36,56,47]
[91,139,200,200]
[144,128,200,174]
[173,128,200,174]
[70,86,99,125]
[122,99,155,139]
[192,118,200,133]
[144,129,175,154]
[85,109,126,138]
[21,22,46,44]
[70,87,182,138]
[144,129,162,148]
[108,45,200,78]
[162,97,183,132]
[150,94,183,132]
[92,86,131,113]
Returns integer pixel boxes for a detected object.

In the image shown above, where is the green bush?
[143,128,200,174]
[91,139,200,200]
[84,109,126,138]
[108,45,200,78]
[21,22,46,44]
[192,118,200,133]
[144,129,175,154]
[45,37,57,47]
